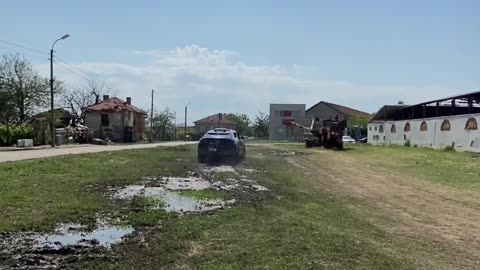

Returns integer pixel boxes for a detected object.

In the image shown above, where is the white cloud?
[36,44,464,122]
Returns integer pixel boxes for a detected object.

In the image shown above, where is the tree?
[398,100,405,105]
[63,78,112,121]
[252,112,269,138]
[0,53,55,123]
[151,108,175,141]
[225,113,251,136]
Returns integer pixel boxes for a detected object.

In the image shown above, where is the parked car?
[342,135,356,144]
[358,137,368,143]
[198,128,246,163]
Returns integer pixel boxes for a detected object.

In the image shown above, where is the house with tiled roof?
[193,113,237,134]
[84,95,146,142]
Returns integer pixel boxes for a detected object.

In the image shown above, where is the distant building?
[194,113,237,135]
[269,104,307,141]
[306,101,370,123]
[84,95,146,142]
[368,91,480,152]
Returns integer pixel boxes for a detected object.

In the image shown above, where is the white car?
[342,136,356,144]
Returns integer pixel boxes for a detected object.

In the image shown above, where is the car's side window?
[234,133,238,138]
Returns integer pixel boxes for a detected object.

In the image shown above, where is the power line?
[0,39,46,56]
[0,46,48,61]
[55,55,93,80]
[56,61,91,82]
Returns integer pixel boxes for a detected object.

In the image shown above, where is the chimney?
[103,95,109,101]
[126,97,132,105]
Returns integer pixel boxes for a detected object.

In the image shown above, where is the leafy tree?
[150,108,175,141]
[398,100,405,105]
[252,112,269,138]
[0,53,57,123]
[225,113,251,136]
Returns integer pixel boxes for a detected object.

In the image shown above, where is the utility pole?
[174,111,177,140]
[150,89,154,142]
[50,48,54,147]
[50,34,69,147]
[184,105,187,141]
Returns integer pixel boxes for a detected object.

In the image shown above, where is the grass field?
[1,144,479,269]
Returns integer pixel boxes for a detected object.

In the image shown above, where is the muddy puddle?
[1,220,134,270]
[114,185,235,213]
[34,222,134,249]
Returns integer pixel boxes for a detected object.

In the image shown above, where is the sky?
[1,0,479,124]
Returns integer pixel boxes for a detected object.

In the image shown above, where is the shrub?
[404,140,411,147]
[0,124,34,146]
[444,142,456,152]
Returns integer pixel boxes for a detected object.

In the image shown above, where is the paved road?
[0,142,197,163]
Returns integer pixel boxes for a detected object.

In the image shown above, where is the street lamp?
[50,34,69,147]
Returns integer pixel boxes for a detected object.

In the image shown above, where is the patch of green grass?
[0,145,196,232]
[128,196,163,209]
[348,144,480,189]
[179,189,232,200]
[119,210,176,227]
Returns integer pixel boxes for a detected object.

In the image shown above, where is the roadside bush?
[0,124,34,146]
[177,131,202,141]
[444,142,456,152]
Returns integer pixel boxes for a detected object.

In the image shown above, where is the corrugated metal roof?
[85,97,146,114]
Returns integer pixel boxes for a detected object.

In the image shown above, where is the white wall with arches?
[368,113,480,152]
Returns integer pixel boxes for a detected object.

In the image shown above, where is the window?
[379,125,384,133]
[440,120,451,131]
[391,124,396,133]
[101,114,109,126]
[404,122,411,132]
[374,126,377,131]
[465,117,478,130]
[420,121,428,131]
[369,126,372,131]
[281,111,292,117]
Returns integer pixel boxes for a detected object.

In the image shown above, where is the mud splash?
[202,165,237,173]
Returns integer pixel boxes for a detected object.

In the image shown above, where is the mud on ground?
[0,162,272,270]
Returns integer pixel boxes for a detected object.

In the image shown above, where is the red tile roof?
[85,97,146,114]
[194,114,236,124]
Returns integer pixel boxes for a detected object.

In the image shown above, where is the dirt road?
[286,149,480,269]
[0,141,196,163]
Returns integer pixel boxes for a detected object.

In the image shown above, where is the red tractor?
[291,116,347,149]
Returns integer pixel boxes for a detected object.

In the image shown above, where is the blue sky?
[1,0,479,123]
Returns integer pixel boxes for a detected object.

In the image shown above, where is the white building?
[269,104,307,141]
[368,92,480,152]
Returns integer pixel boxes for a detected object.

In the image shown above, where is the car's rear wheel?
[198,153,207,163]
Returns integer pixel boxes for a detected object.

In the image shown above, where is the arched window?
[440,120,451,131]
[420,121,428,131]
[404,122,411,132]
[465,117,478,130]
[379,125,384,133]
[391,124,396,133]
